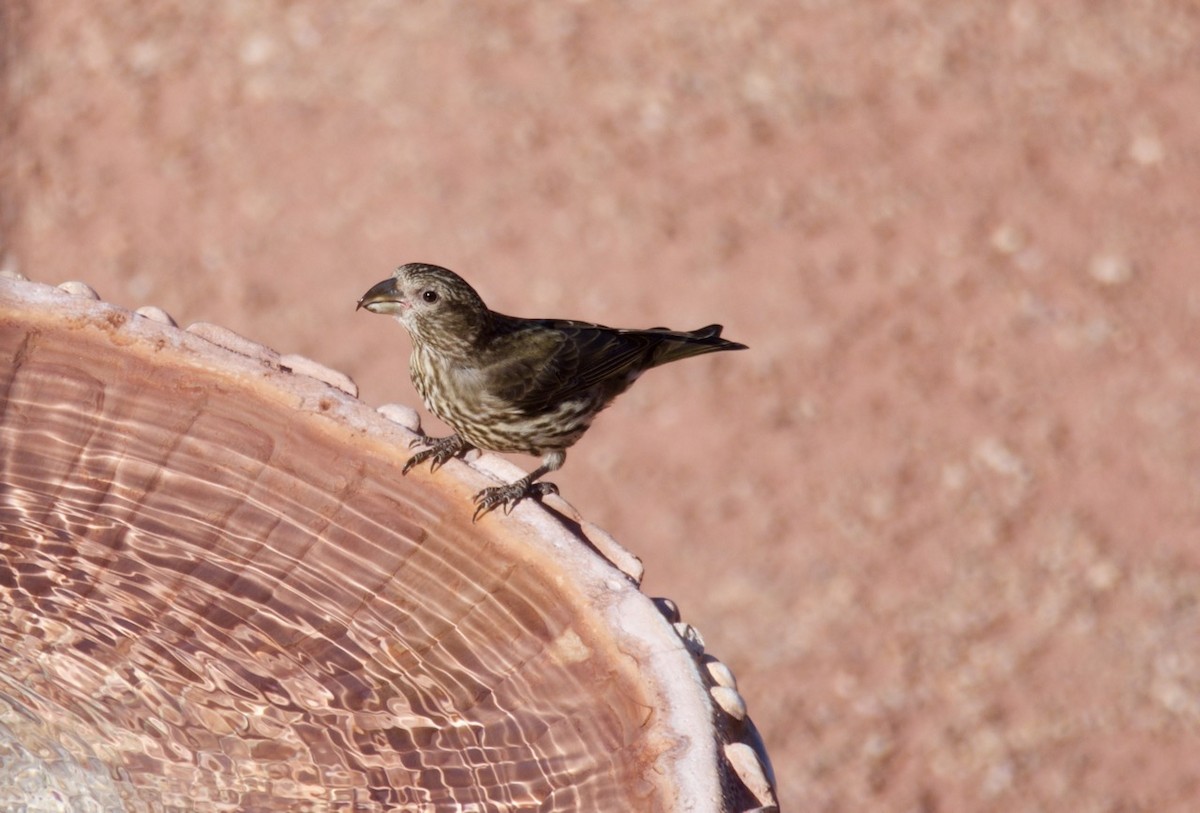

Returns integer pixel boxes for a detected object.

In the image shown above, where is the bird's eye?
[422,289,439,303]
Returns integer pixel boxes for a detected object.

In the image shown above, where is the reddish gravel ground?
[5,3,1200,811]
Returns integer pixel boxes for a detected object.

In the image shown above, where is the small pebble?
[989,223,1027,256]
[135,306,177,326]
[57,281,100,299]
[652,597,680,623]
[673,622,705,653]
[186,322,280,365]
[1129,133,1164,166]
[1088,253,1134,286]
[377,404,421,432]
[705,657,738,689]
[580,520,643,584]
[279,354,358,397]
[710,685,747,721]
[723,742,778,808]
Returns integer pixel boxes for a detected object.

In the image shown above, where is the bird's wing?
[486,319,654,414]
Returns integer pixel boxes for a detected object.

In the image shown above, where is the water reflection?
[0,337,652,810]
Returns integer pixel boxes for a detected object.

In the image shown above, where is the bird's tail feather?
[645,324,748,366]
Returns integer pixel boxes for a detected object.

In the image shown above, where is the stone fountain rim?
[1,274,732,811]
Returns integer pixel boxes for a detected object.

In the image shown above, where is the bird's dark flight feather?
[486,316,744,414]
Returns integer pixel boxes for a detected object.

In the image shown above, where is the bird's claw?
[401,435,467,475]
[472,481,559,522]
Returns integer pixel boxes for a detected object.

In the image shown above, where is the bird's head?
[357,263,491,352]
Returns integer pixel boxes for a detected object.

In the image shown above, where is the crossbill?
[358,263,746,519]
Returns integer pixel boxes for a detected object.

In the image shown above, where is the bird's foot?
[402,434,470,475]
[472,479,559,522]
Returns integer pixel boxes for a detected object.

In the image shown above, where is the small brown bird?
[357,263,747,519]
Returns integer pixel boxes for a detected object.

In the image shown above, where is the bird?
[357,263,747,520]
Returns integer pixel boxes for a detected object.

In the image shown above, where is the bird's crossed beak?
[356,277,408,314]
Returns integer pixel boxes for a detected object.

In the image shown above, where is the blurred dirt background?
[4,2,1200,810]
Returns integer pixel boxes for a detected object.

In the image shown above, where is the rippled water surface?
[0,319,657,811]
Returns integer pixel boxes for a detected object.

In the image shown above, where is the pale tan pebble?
[710,685,747,721]
[988,223,1026,256]
[279,354,358,397]
[580,520,643,585]
[704,657,738,690]
[134,306,177,327]
[1088,253,1134,286]
[376,404,421,432]
[652,597,681,624]
[57,280,100,299]
[723,742,779,810]
[673,622,705,654]
[1129,132,1165,166]
[1086,560,1120,592]
[240,33,276,66]
[186,322,280,365]
[537,487,579,521]
[974,437,1028,480]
